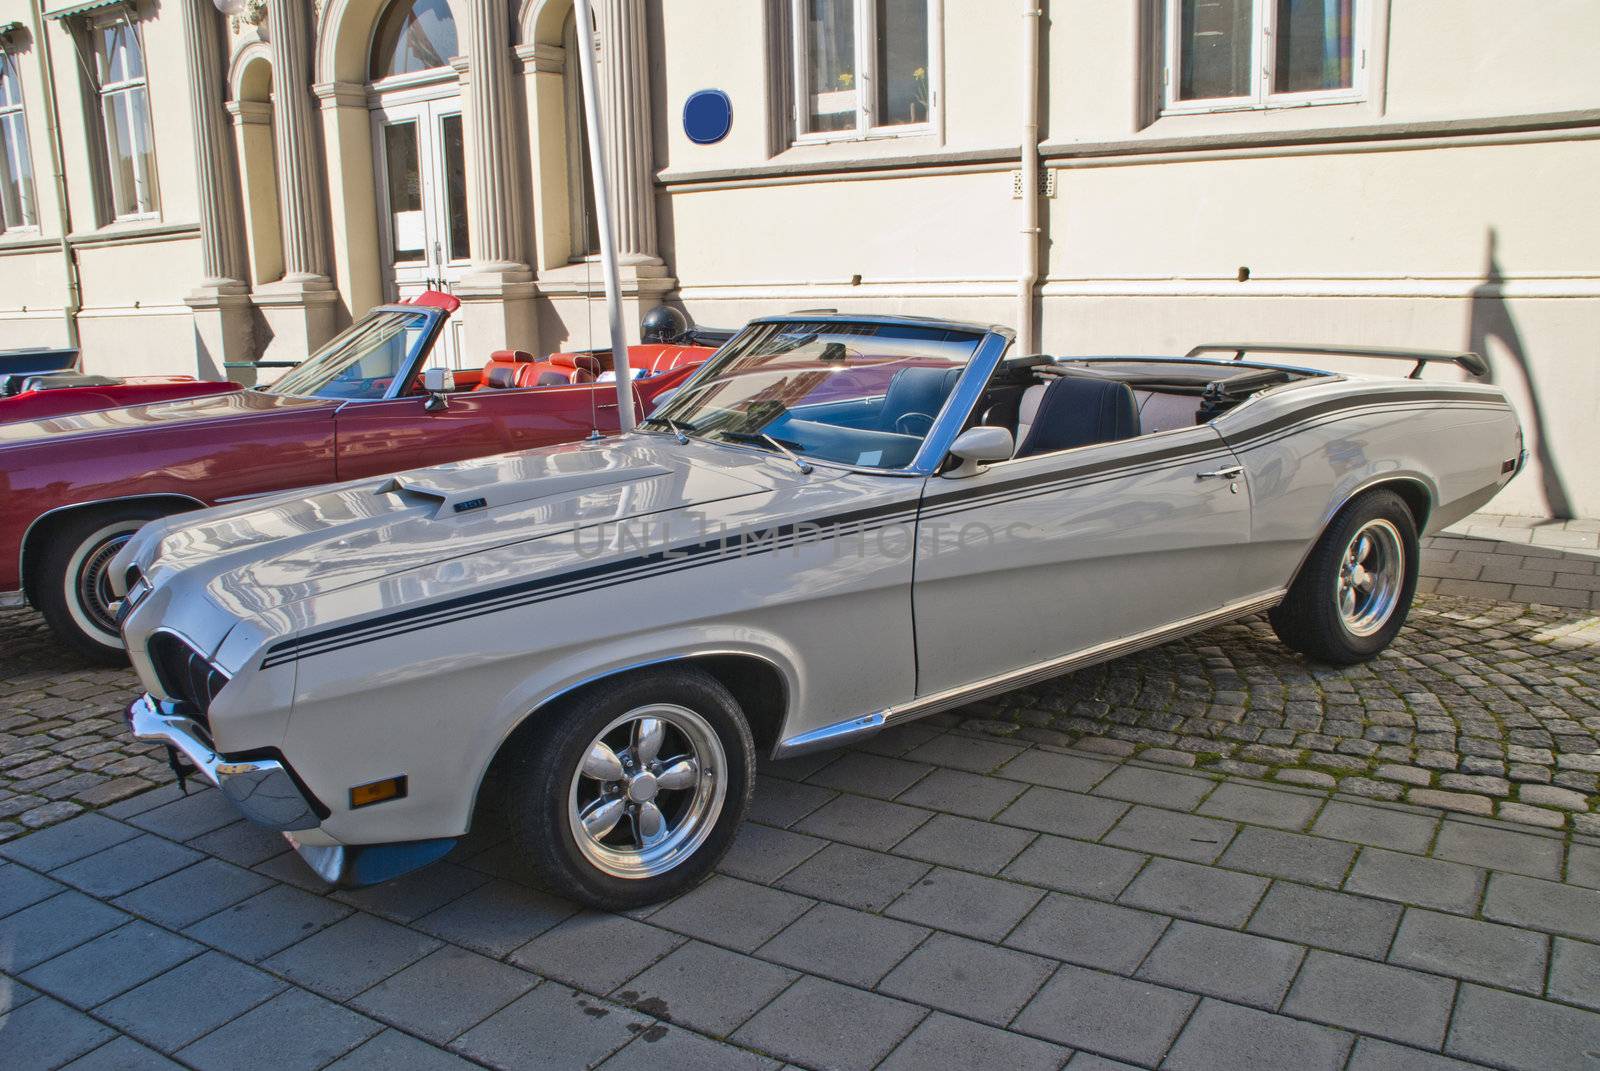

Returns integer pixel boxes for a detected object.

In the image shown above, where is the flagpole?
[571,0,636,431]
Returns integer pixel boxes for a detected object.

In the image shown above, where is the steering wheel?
[894,412,935,436]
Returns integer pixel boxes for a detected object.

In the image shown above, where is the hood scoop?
[377,462,673,518]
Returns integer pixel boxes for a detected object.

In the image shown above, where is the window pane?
[383,122,424,262]
[1178,0,1253,100]
[875,0,929,126]
[1275,0,1353,93]
[1,113,36,228]
[0,54,19,107]
[127,86,154,213]
[370,0,458,79]
[440,113,469,262]
[104,92,138,216]
[804,0,856,133]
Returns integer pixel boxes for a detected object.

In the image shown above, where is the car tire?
[505,665,755,911]
[35,504,172,666]
[1269,488,1420,666]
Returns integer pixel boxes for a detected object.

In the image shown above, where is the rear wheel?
[36,504,170,665]
[505,666,754,910]
[1269,489,1419,665]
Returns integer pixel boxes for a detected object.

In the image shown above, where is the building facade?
[0,0,1594,518]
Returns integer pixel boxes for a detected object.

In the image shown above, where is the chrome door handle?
[1197,465,1244,481]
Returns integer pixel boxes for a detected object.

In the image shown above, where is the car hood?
[125,436,780,626]
[0,388,326,445]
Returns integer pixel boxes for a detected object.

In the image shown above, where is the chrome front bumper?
[126,693,322,831]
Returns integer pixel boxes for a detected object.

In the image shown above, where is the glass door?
[374,97,470,368]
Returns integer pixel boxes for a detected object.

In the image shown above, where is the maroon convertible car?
[0,292,713,661]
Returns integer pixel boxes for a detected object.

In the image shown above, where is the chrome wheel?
[1336,519,1404,637]
[567,703,725,879]
[65,523,140,644]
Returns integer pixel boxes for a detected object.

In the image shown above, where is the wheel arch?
[20,494,206,606]
[1282,474,1434,597]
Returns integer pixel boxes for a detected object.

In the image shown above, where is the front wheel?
[1269,488,1420,665]
[506,666,755,910]
[35,504,171,665]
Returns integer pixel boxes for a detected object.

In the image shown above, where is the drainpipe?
[1017,0,1043,356]
[27,5,81,355]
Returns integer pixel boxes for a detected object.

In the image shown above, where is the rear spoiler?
[1185,343,1488,379]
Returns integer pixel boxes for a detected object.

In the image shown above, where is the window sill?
[0,231,56,255]
[67,219,197,250]
[1161,95,1366,118]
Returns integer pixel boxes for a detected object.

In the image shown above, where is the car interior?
[441,345,709,394]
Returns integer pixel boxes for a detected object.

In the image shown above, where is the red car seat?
[477,349,536,390]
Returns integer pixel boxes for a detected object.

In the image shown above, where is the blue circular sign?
[683,89,733,145]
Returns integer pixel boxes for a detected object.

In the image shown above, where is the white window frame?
[0,49,39,235]
[89,9,159,222]
[790,0,939,145]
[1161,0,1367,115]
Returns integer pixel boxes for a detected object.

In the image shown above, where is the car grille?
[148,633,228,723]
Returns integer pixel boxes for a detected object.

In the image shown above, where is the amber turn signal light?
[349,776,408,809]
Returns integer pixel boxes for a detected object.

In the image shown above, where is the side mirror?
[944,425,1014,479]
[422,366,454,411]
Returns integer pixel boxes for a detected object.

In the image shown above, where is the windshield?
[265,309,431,401]
[649,320,984,470]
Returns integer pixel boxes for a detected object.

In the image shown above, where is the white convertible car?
[115,314,1522,907]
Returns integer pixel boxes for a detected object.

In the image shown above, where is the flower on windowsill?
[837,72,854,88]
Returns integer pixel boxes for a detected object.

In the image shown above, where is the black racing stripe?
[919,446,1235,520]
[261,498,919,664]
[1221,390,1500,450]
[922,434,1225,510]
[1231,401,1509,456]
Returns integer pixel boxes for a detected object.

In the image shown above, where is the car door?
[911,424,1258,697]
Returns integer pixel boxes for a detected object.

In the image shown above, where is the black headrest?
[1016,376,1139,457]
[485,365,520,389]
[534,371,569,386]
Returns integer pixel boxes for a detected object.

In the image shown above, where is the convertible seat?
[1014,376,1140,458]
[1134,389,1200,433]
[879,366,963,432]
[534,352,603,384]
[477,349,535,390]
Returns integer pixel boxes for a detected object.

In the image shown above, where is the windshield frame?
[257,303,446,403]
[645,314,1014,477]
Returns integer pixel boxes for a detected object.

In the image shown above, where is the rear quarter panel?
[1216,377,1520,590]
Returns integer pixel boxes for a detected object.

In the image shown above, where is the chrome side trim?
[127,693,321,831]
[772,589,1286,759]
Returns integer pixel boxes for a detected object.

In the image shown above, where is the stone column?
[594,0,658,264]
[255,0,337,359]
[179,0,252,378]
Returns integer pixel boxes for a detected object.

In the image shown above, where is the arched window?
[370,0,458,81]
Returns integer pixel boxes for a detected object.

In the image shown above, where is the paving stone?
[0,890,127,971]
[263,911,442,1000]
[1567,843,1600,889]
[60,1036,185,1071]
[1136,920,1305,1009]
[1014,963,1198,1066]
[126,790,241,841]
[649,875,812,952]
[1498,801,1568,829]
[610,940,795,1037]
[892,812,1035,874]
[1519,783,1591,810]
[509,911,684,994]
[1119,857,1268,927]
[0,859,64,917]
[1483,872,1600,941]
[1005,891,1171,973]
[412,878,574,957]
[733,975,924,1071]
[22,920,202,1009]
[1140,747,1196,767]
[1218,826,1356,888]
[112,859,274,929]
[1164,998,1353,1071]
[1375,764,1434,786]
[1344,1037,1489,1071]
[1406,788,1495,816]
[185,820,292,869]
[1311,800,1438,853]
[349,945,535,1045]
[599,1025,783,1071]
[997,783,1131,840]
[777,842,929,912]
[1547,937,1600,1012]
[1283,950,1456,1049]
[1432,819,1565,879]
[324,1029,480,1071]
[885,865,1043,941]
[454,983,651,1071]
[792,792,932,851]
[331,861,489,924]
[997,748,1117,792]
[1092,766,1214,810]
[98,951,287,1053]
[1390,908,1549,993]
[1247,881,1403,958]
[717,822,827,883]
[49,833,203,898]
[183,883,352,962]
[893,766,1028,819]
[0,813,138,870]
[747,775,835,828]
[1277,769,1337,789]
[174,987,381,1071]
[0,994,117,1071]
[878,1011,1068,1071]
[904,734,1026,773]
[805,752,932,800]
[1198,781,1323,830]
[1447,983,1600,1071]
[1103,805,1235,863]
[1002,834,1148,901]
[757,901,928,987]
[1345,847,1486,914]
[878,930,1053,1026]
